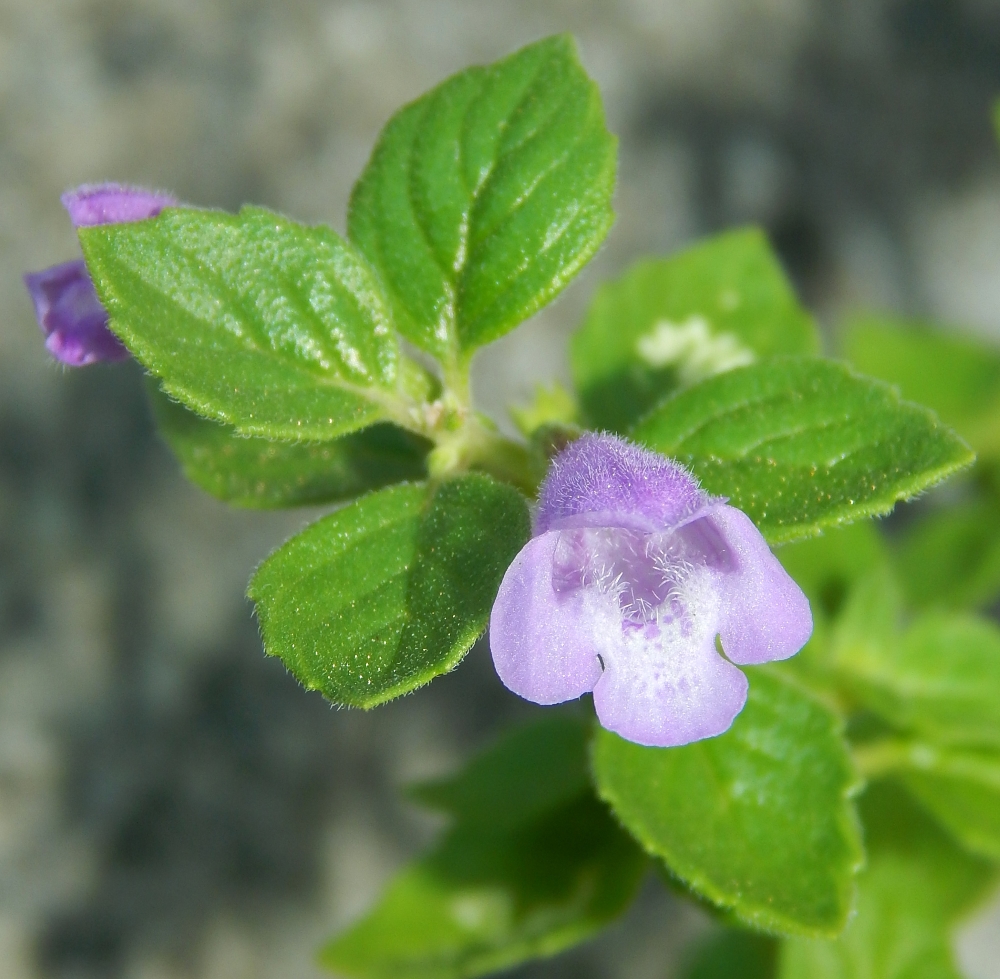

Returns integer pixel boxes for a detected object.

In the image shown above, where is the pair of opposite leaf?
[24,185,813,746]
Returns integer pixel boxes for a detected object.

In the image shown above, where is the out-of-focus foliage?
[779,785,994,979]
[571,230,819,432]
[321,717,646,979]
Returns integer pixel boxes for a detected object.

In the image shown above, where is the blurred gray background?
[3,0,1000,976]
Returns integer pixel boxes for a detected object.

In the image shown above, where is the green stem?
[852,738,939,779]
[469,429,546,497]
[390,352,547,496]
[427,416,545,496]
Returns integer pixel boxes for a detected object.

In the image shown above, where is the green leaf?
[591,670,863,937]
[248,475,530,708]
[322,716,646,979]
[81,205,410,441]
[891,495,1000,611]
[843,314,1000,456]
[877,743,1000,863]
[631,357,974,544]
[779,782,995,979]
[572,229,819,432]
[148,382,430,508]
[831,566,903,676]
[411,714,591,832]
[778,521,888,621]
[771,526,889,689]
[905,756,1000,863]
[837,611,1000,751]
[348,34,616,365]
[679,929,778,979]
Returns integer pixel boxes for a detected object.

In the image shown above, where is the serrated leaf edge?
[632,356,975,545]
[81,207,424,443]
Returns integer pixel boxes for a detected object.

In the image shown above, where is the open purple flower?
[25,184,176,366]
[489,433,812,747]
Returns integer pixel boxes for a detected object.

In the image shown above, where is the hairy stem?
[428,415,545,496]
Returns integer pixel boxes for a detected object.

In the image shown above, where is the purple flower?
[24,261,130,366]
[25,184,176,366]
[489,433,812,747]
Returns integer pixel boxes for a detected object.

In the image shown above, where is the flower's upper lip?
[537,500,727,536]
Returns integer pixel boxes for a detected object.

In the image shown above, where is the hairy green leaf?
[248,475,529,707]
[572,229,819,432]
[348,34,616,365]
[837,611,1000,751]
[322,716,646,979]
[81,206,410,441]
[591,671,862,937]
[779,783,995,979]
[632,358,974,544]
[148,382,429,508]
[843,314,1000,456]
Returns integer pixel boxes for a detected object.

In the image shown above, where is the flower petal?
[590,568,749,747]
[535,432,710,535]
[23,261,128,366]
[713,505,813,665]
[61,183,177,227]
[593,647,748,748]
[490,531,603,704]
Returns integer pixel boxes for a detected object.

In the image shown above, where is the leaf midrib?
[660,383,853,453]
[407,49,592,354]
[464,89,594,260]
[656,391,959,481]
[104,237,415,425]
[157,233,391,389]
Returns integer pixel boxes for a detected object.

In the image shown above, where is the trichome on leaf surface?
[25,32,1000,979]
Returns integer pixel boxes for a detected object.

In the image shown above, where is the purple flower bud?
[24,261,129,366]
[489,433,812,747]
[60,183,176,228]
[25,183,177,366]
